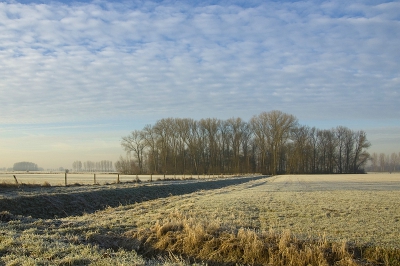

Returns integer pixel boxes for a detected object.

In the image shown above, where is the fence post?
[117,173,120,184]
[94,174,96,184]
[13,175,18,184]
[65,173,67,186]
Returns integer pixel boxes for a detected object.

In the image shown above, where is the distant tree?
[379,153,386,172]
[13,162,39,171]
[352,130,371,173]
[370,153,378,172]
[121,130,147,174]
[390,152,399,172]
[115,155,138,174]
[72,161,82,172]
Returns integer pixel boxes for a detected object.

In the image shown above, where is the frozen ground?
[164,173,400,248]
[0,172,236,185]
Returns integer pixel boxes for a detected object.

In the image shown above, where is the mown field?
[0,174,399,265]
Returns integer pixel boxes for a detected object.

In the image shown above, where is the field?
[0,173,399,265]
[0,172,224,186]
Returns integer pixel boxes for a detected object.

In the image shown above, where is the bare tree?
[121,130,147,174]
[370,152,378,172]
[335,126,353,173]
[115,155,138,174]
[200,118,221,174]
[154,118,175,175]
[390,152,399,172]
[251,110,297,175]
[352,130,371,173]
[142,125,159,174]
[317,129,338,173]
[226,117,246,174]
[289,125,313,174]
[379,153,386,172]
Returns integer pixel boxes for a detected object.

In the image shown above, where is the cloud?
[0,0,399,127]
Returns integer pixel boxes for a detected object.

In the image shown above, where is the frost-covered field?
[0,172,224,185]
[0,173,399,264]
[177,173,400,248]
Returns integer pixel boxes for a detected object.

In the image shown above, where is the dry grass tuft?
[0,181,20,188]
[0,211,15,222]
[41,181,51,187]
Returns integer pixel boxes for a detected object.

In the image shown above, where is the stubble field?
[0,173,399,265]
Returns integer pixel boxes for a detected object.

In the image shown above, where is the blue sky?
[1,0,399,169]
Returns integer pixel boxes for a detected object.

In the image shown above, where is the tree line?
[117,110,371,175]
[72,160,114,172]
[367,152,400,172]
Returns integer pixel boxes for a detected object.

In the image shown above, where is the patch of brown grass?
[363,246,400,265]
[126,214,399,265]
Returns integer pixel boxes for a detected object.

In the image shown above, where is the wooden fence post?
[117,173,120,184]
[94,174,96,184]
[65,173,67,186]
[13,175,18,184]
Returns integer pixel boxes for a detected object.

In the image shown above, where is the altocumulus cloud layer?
[0,0,400,168]
[1,0,399,124]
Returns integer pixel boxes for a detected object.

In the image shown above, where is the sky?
[0,0,399,170]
